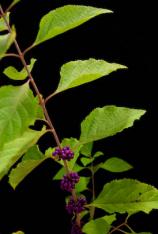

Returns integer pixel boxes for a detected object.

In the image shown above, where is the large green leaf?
[0,83,45,179]
[91,179,158,214]
[80,106,146,144]
[34,5,112,46]
[0,128,46,180]
[54,59,127,94]
[83,214,116,234]
[0,28,16,58]
[0,12,10,32]
[0,83,43,148]
[3,58,37,80]
[9,145,49,189]
[101,157,133,173]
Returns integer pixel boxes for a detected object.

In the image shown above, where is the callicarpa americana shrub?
[0,1,157,234]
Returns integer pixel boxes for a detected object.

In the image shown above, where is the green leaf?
[0,128,46,180]
[0,28,16,58]
[75,176,90,192]
[9,145,49,189]
[81,151,104,167]
[81,157,92,166]
[80,142,93,157]
[34,5,112,46]
[91,179,158,214]
[101,157,133,173]
[83,214,116,234]
[55,59,127,94]
[3,58,37,80]
[53,167,65,180]
[0,83,43,148]
[0,83,45,179]
[94,151,104,158]
[80,106,146,144]
[0,13,10,32]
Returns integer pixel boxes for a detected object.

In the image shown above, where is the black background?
[0,0,156,233]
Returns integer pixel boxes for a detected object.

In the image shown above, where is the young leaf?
[9,145,49,189]
[0,83,44,148]
[0,12,10,32]
[0,28,16,58]
[54,59,127,94]
[3,58,37,80]
[83,214,116,234]
[93,151,104,158]
[81,151,104,167]
[34,5,112,46]
[81,157,92,166]
[75,176,90,193]
[91,179,158,214]
[101,157,133,173]
[0,128,46,180]
[80,106,146,144]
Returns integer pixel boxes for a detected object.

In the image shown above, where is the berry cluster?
[60,172,80,192]
[54,145,85,233]
[71,223,83,234]
[66,196,87,214]
[53,146,74,161]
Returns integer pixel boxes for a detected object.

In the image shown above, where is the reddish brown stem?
[0,4,81,228]
[0,4,61,149]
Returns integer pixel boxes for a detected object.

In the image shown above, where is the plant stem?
[109,216,130,234]
[0,4,61,149]
[45,92,57,104]
[90,157,96,220]
[23,44,35,55]
[109,223,125,234]
[3,53,20,58]
[125,223,135,233]
[0,4,81,227]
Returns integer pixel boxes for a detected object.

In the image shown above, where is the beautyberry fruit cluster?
[53,146,74,160]
[60,172,80,192]
[66,196,87,214]
[71,222,83,234]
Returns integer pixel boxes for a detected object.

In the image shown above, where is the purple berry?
[60,172,80,192]
[66,196,87,214]
[52,146,74,160]
[71,223,83,234]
